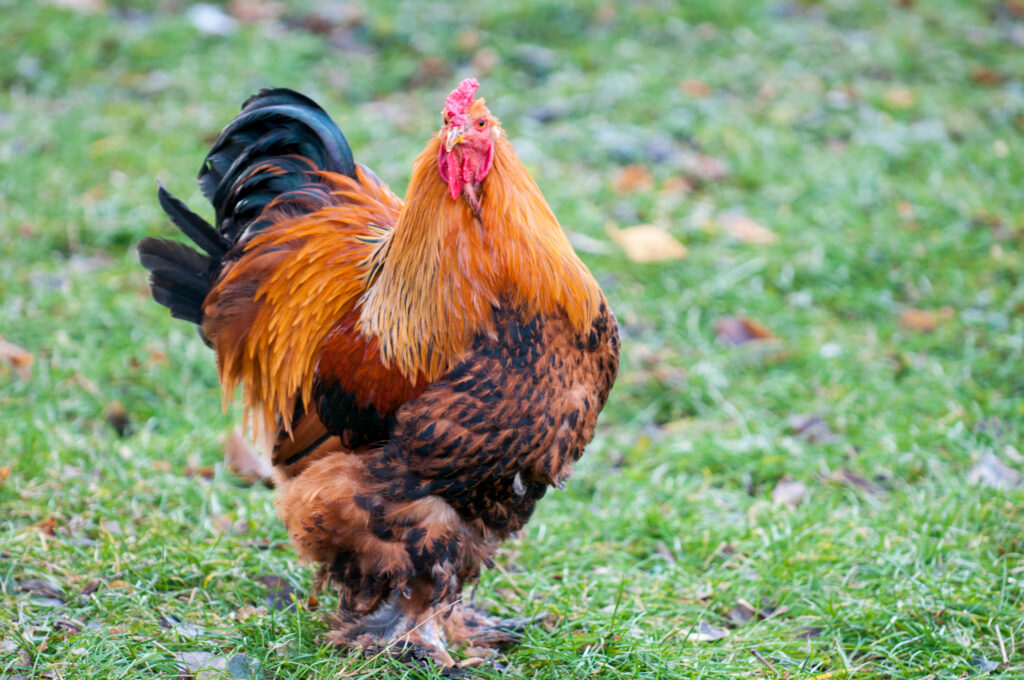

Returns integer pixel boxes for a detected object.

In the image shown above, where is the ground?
[2,0,1024,678]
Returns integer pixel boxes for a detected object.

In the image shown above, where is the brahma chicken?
[138,79,619,671]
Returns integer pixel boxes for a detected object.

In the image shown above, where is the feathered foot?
[328,600,459,673]
[443,603,546,650]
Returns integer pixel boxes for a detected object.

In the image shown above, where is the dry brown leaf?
[883,88,915,108]
[607,223,687,263]
[184,465,215,480]
[829,468,886,495]
[20,578,64,601]
[728,599,756,625]
[715,317,776,345]
[899,308,941,333]
[720,215,779,245]
[788,414,839,444]
[612,165,654,194]
[971,68,1006,86]
[681,79,711,98]
[660,176,693,196]
[228,0,283,23]
[230,604,268,621]
[771,477,807,507]
[0,466,9,488]
[257,575,296,610]
[44,0,104,12]
[0,337,33,380]
[225,427,274,487]
[108,579,134,592]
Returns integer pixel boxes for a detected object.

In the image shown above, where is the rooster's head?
[437,78,500,208]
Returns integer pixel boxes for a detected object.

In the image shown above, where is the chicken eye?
[476,119,487,129]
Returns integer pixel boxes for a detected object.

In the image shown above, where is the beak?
[445,126,465,152]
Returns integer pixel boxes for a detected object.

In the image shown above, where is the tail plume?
[140,88,356,329]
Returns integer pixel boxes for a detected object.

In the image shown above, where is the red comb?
[443,78,479,126]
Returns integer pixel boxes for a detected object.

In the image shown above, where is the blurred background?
[2,1,1024,678]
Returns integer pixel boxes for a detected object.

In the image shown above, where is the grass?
[2,0,1024,677]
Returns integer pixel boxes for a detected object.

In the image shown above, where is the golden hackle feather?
[359,132,602,381]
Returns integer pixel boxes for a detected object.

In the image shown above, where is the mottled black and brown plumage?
[138,79,619,671]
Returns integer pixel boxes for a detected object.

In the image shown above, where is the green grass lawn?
[3,0,1024,677]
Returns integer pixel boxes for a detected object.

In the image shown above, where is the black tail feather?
[138,234,212,326]
[142,87,357,330]
[156,182,229,258]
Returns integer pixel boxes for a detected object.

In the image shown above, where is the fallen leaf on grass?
[0,639,31,668]
[227,654,262,680]
[971,655,1000,673]
[828,468,887,496]
[176,651,227,680]
[794,626,823,639]
[687,620,728,642]
[680,79,711,98]
[184,465,215,480]
[0,337,33,380]
[729,597,791,625]
[971,69,1006,86]
[660,176,693,196]
[607,223,687,263]
[719,215,779,245]
[228,0,283,23]
[771,477,807,507]
[161,615,204,639]
[257,575,296,611]
[53,619,82,637]
[43,0,104,12]
[20,578,64,602]
[899,308,945,333]
[788,414,840,444]
[968,452,1020,489]
[229,604,268,621]
[107,579,134,592]
[715,317,775,345]
[727,600,756,625]
[0,466,9,487]
[225,428,274,488]
[883,88,915,109]
[81,578,102,595]
[612,165,654,194]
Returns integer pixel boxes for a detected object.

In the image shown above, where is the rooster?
[138,79,619,670]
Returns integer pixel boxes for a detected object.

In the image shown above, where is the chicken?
[138,79,619,670]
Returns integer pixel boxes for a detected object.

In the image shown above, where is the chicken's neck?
[358,135,602,382]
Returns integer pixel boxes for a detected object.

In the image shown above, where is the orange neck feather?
[360,135,601,381]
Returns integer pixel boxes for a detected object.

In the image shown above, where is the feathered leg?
[277,451,484,672]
